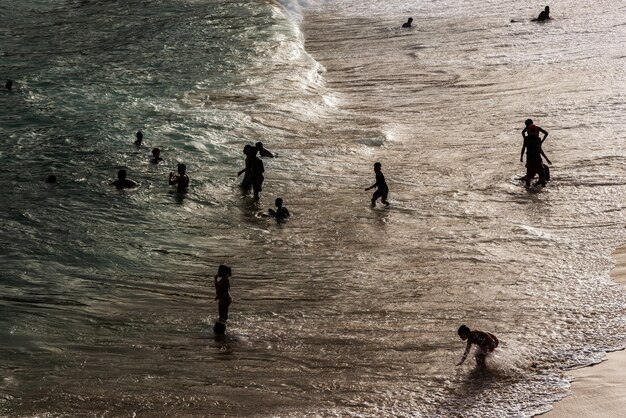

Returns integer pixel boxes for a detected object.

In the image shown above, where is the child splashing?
[456,325,499,368]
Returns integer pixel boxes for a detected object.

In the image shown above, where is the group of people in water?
[109,131,191,192]
[8,4,555,361]
[237,142,272,200]
[404,5,551,28]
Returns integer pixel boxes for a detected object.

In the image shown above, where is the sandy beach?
[541,245,626,417]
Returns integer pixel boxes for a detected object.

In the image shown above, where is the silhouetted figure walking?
[214,264,233,333]
[365,162,389,206]
[521,119,551,188]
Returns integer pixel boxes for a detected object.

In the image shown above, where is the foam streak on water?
[0,0,625,416]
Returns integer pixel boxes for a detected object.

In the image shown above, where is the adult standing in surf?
[520,119,551,189]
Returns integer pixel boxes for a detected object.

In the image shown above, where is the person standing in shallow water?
[237,144,253,191]
[249,148,265,199]
[521,119,551,188]
[365,162,389,206]
[214,264,233,324]
[456,325,499,368]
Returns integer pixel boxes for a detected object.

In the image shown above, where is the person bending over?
[456,325,499,368]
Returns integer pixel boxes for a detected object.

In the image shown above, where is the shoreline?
[540,245,626,417]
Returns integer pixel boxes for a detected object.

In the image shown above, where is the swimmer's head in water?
[218,264,232,278]
[407,18,413,23]
[545,6,549,11]
[525,119,533,127]
[118,169,127,180]
[136,131,143,140]
[275,198,283,207]
[177,163,186,174]
[152,147,160,157]
[458,325,470,339]
[5,80,13,90]
[374,162,382,171]
[256,141,263,149]
[45,175,56,183]
[243,144,253,154]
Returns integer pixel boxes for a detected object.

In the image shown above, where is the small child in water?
[456,325,499,368]
[268,198,290,220]
[214,264,233,324]
[365,162,389,206]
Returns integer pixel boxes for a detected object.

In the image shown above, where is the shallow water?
[1,0,625,416]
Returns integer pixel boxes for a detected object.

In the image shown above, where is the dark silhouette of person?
[256,141,275,158]
[134,131,143,146]
[237,145,254,191]
[268,197,290,220]
[169,163,190,192]
[151,148,163,164]
[402,17,413,28]
[249,148,265,199]
[214,264,233,325]
[112,169,138,189]
[456,325,499,368]
[535,6,550,21]
[365,162,389,206]
[5,80,12,90]
[522,118,549,144]
[45,175,57,183]
[521,119,551,188]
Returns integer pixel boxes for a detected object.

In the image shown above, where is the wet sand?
[541,245,626,417]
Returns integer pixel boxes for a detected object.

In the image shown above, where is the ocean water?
[1,0,625,416]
